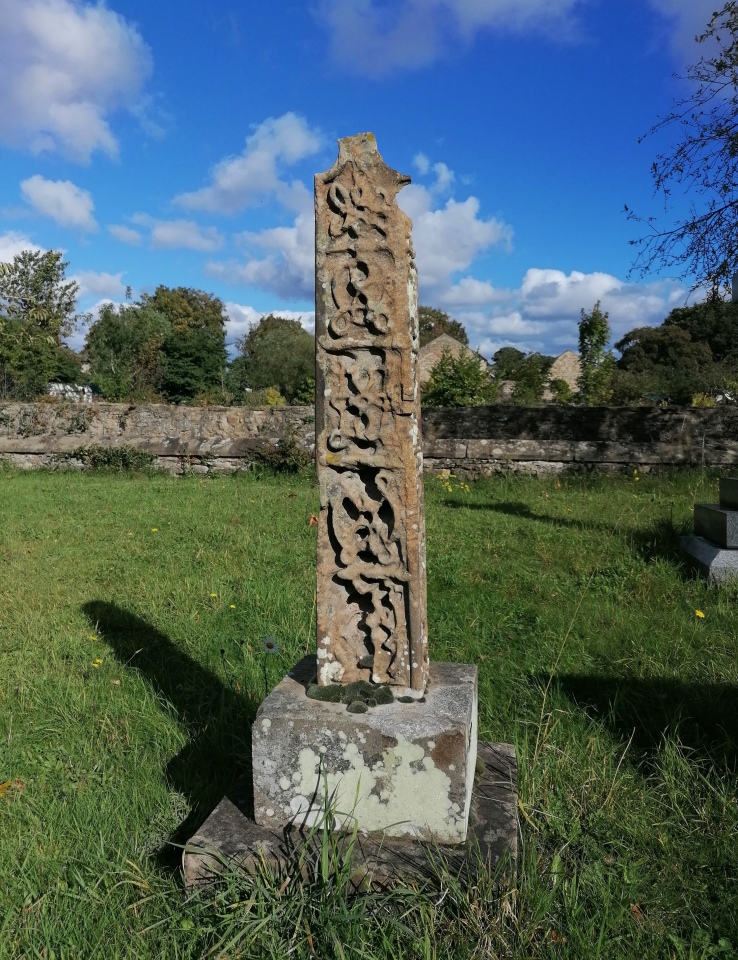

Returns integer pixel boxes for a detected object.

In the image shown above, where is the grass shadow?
[442,499,613,534]
[82,600,260,870]
[551,673,738,769]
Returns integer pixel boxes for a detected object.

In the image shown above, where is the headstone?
[184,135,517,885]
[681,476,738,583]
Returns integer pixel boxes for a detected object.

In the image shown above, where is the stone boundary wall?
[0,402,736,476]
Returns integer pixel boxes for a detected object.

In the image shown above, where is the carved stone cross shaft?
[314,133,429,697]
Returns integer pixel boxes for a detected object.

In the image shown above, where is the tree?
[233,314,315,403]
[577,301,616,404]
[628,3,738,293]
[418,306,468,348]
[614,325,715,403]
[491,347,526,381]
[511,353,554,405]
[84,303,170,400]
[0,250,82,400]
[663,298,738,365]
[140,287,228,403]
[422,350,497,407]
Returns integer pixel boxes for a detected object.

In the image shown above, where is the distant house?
[543,350,580,400]
[418,334,488,384]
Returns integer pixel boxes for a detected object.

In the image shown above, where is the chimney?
[733,272,738,303]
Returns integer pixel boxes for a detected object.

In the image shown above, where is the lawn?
[1,465,736,959]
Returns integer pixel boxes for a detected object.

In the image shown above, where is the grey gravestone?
[183,135,517,887]
[681,476,738,583]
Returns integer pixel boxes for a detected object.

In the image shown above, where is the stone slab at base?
[252,658,477,844]
[681,535,738,584]
[183,742,517,891]
[694,503,738,548]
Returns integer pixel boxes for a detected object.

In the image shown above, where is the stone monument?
[681,477,738,584]
[184,135,517,886]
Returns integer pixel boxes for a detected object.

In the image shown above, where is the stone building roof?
[418,334,488,384]
[547,350,581,391]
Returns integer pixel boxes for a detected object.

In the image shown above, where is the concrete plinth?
[681,535,738,584]
[183,741,517,891]
[694,503,738,548]
[252,658,477,844]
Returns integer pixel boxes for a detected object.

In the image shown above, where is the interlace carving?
[315,133,428,697]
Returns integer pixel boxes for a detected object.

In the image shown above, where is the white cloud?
[20,174,97,230]
[399,184,513,292]
[0,231,42,262]
[108,224,142,245]
[0,0,153,161]
[207,210,315,300]
[646,0,722,61]
[130,214,223,252]
[439,267,690,360]
[71,270,125,300]
[225,302,315,345]
[175,113,322,215]
[319,0,582,75]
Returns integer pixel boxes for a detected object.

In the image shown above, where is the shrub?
[60,445,157,472]
[253,427,313,474]
[422,350,497,407]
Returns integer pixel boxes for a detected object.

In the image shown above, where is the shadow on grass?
[442,499,613,534]
[629,515,695,573]
[551,673,738,768]
[82,600,260,870]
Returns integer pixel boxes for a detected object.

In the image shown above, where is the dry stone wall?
[0,401,736,476]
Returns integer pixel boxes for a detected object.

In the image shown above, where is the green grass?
[1,464,737,959]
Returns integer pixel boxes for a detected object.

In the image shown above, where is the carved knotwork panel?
[315,133,428,696]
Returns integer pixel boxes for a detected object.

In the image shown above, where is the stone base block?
[252,658,477,844]
[694,503,738,548]
[183,742,517,891]
[681,535,738,584]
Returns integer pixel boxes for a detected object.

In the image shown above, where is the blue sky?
[0,0,721,359]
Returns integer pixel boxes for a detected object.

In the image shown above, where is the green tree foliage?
[628,3,738,294]
[663,298,738,366]
[85,286,228,404]
[85,303,170,401]
[232,314,315,403]
[577,301,616,404]
[418,306,468,348]
[549,378,573,404]
[0,250,82,399]
[614,325,715,404]
[491,347,526,381]
[422,350,497,407]
[511,353,554,405]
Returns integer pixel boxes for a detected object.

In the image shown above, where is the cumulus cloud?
[318,0,583,75]
[108,224,142,245]
[20,175,97,230]
[0,230,42,262]
[130,214,223,252]
[175,113,322,215]
[399,182,513,293]
[442,268,690,359]
[225,302,315,345]
[71,269,125,301]
[0,0,153,161]
[207,211,315,300]
[646,0,723,62]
